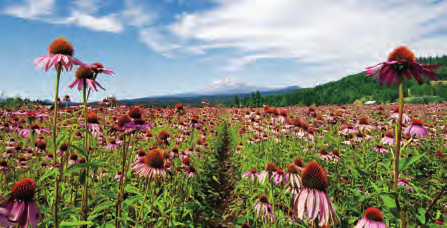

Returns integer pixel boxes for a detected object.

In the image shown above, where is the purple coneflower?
[68,153,79,166]
[125,118,152,131]
[356,208,386,228]
[0,178,42,228]
[131,149,169,181]
[105,138,121,150]
[84,112,101,137]
[398,178,414,192]
[254,195,276,222]
[271,169,287,186]
[258,162,277,184]
[317,148,332,160]
[373,145,389,154]
[404,119,427,138]
[285,164,301,196]
[390,107,411,123]
[34,37,85,71]
[185,165,199,179]
[366,46,441,86]
[381,132,395,147]
[91,62,115,76]
[68,67,105,91]
[294,162,337,226]
[242,169,259,182]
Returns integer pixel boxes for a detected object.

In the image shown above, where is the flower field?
[0,38,445,227]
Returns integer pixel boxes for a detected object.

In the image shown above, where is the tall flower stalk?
[81,79,90,221]
[366,46,441,228]
[34,37,85,228]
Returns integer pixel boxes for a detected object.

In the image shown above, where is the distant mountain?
[117,84,302,106]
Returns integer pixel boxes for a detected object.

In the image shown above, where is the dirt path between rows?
[208,124,238,228]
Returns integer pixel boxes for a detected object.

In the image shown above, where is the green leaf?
[379,194,399,219]
[415,207,426,224]
[213,176,220,184]
[80,169,86,185]
[70,144,88,157]
[37,169,56,183]
[398,154,425,172]
[65,161,104,175]
[61,221,92,227]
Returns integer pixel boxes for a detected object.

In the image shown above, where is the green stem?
[115,134,128,228]
[394,74,406,228]
[81,79,90,222]
[53,62,62,228]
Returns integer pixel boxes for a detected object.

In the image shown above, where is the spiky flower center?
[75,67,94,80]
[365,208,384,222]
[387,46,416,62]
[411,119,424,127]
[117,115,132,127]
[128,107,142,119]
[143,149,164,169]
[70,153,78,160]
[31,123,40,130]
[60,142,68,151]
[49,37,74,56]
[359,117,369,125]
[385,132,394,138]
[159,130,170,140]
[86,112,99,124]
[182,157,191,166]
[319,148,328,155]
[301,162,328,191]
[259,195,269,204]
[287,164,299,174]
[332,149,340,157]
[11,178,36,201]
[294,158,303,167]
[265,162,277,172]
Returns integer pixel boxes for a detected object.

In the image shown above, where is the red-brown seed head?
[365,208,384,222]
[249,169,257,174]
[36,141,46,150]
[11,178,36,201]
[387,46,416,62]
[182,157,191,166]
[175,103,183,110]
[259,195,269,204]
[301,162,328,191]
[138,149,146,157]
[143,149,164,169]
[0,160,7,167]
[332,149,340,157]
[241,222,250,228]
[294,158,303,167]
[31,123,40,130]
[358,117,369,125]
[411,119,424,127]
[69,153,78,160]
[87,112,99,124]
[49,37,74,56]
[117,115,132,128]
[286,164,299,174]
[59,142,69,151]
[80,157,86,163]
[280,110,287,117]
[385,132,394,138]
[172,147,179,153]
[75,66,94,79]
[319,148,328,155]
[128,107,142,119]
[265,162,277,172]
[92,62,104,71]
[159,130,170,140]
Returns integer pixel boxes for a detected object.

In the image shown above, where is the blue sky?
[0,0,446,102]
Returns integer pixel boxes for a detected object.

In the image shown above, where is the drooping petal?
[10,201,29,227]
[295,188,309,219]
[93,80,106,91]
[27,201,42,228]
[86,79,97,91]
[402,69,412,80]
[408,64,424,85]
[306,189,315,220]
[78,79,84,91]
[67,79,80,89]
[356,218,367,228]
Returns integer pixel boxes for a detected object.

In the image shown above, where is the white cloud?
[62,11,124,33]
[3,0,55,19]
[170,0,447,84]
[122,0,155,27]
[139,28,181,57]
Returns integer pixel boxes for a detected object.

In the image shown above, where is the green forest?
[224,56,447,107]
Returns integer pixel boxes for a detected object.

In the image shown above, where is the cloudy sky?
[0,0,446,102]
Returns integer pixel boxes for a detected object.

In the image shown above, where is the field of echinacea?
[0,38,445,228]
